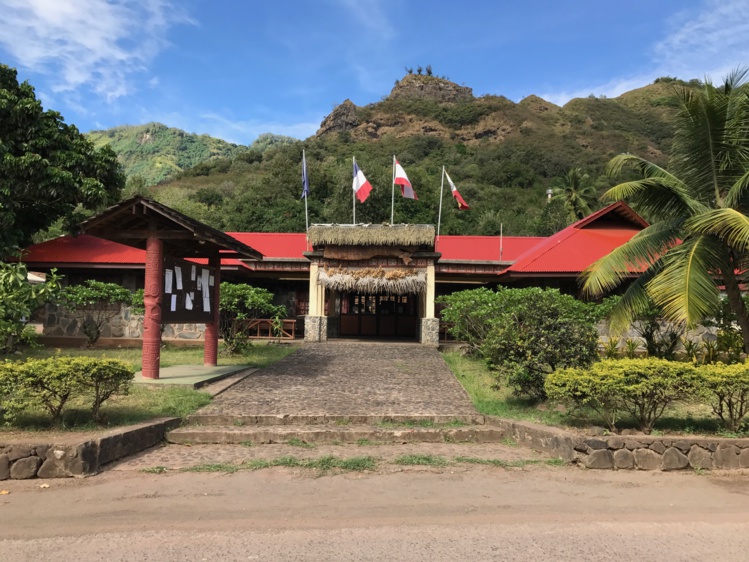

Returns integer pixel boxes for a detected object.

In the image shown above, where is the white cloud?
[0,0,192,101]
[198,112,322,144]
[335,0,396,41]
[539,0,749,105]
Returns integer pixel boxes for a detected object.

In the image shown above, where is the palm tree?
[581,69,749,352]
[553,168,598,221]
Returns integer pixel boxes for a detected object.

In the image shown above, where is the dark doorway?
[339,293,418,338]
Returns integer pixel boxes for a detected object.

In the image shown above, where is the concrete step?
[166,424,506,445]
[185,414,486,427]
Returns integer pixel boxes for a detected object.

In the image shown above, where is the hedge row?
[546,359,749,434]
[0,356,134,426]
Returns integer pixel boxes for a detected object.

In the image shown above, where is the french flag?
[445,170,469,210]
[394,159,417,200]
[352,159,372,203]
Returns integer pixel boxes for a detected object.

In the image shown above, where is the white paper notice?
[201,269,210,293]
[170,294,177,312]
[164,269,173,294]
[209,275,214,287]
[203,294,211,313]
[185,293,193,310]
[191,265,196,281]
[175,266,183,291]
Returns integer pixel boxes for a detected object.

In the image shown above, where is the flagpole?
[352,156,356,225]
[390,155,396,225]
[303,150,309,233]
[437,166,445,240]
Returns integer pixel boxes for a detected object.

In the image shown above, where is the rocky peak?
[316,99,359,136]
[388,74,474,103]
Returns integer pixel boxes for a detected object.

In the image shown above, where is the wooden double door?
[339,293,418,338]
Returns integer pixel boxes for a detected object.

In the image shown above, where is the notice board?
[161,257,216,324]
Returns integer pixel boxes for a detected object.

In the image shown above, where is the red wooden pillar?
[142,237,164,379]
[204,254,221,366]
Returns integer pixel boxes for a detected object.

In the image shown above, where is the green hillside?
[86,124,297,186]
[92,74,692,237]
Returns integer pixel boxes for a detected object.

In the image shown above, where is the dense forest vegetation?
[92,74,691,237]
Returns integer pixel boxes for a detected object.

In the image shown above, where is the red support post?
[203,254,221,366]
[142,237,164,379]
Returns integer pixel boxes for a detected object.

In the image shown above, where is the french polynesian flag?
[394,160,417,199]
[445,170,469,210]
[352,159,372,203]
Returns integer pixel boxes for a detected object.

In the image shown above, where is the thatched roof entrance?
[308,224,435,247]
[318,266,426,295]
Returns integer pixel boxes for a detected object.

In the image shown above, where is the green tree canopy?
[582,69,749,352]
[0,64,125,254]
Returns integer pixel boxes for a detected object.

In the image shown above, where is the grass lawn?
[1,342,297,434]
[442,351,743,437]
[16,341,296,371]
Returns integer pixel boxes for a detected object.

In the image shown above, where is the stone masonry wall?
[420,318,440,345]
[575,435,749,471]
[0,418,181,480]
[40,303,206,341]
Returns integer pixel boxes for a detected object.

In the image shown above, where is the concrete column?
[142,237,164,379]
[425,263,436,318]
[203,254,221,366]
[308,262,319,315]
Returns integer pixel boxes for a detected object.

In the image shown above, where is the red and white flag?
[352,160,372,203]
[445,170,469,210]
[394,160,417,200]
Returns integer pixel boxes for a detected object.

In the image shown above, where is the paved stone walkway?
[197,342,477,417]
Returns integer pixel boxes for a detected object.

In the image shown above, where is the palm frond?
[645,235,725,327]
[724,169,749,209]
[607,265,661,335]
[581,221,680,297]
[603,155,704,220]
[686,208,749,252]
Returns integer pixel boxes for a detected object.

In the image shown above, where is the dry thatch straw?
[308,224,435,247]
[318,267,426,295]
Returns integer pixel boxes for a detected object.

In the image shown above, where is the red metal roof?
[499,202,647,277]
[436,236,544,262]
[22,235,145,264]
[226,232,309,259]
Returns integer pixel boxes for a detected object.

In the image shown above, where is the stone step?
[166,424,506,445]
[185,414,486,427]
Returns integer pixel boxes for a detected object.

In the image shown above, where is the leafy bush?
[546,359,700,434]
[482,289,600,400]
[75,358,135,423]
[0,356,134,426]
[0,261,61,354]
[698,363,749,432]
[439,287,601,400]
[436,287,502,353]
[219,283,286,354]
[61,280,135,347]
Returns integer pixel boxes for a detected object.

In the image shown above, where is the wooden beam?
[110,230,197,240]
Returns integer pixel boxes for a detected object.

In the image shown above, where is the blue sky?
[1,0,747,145]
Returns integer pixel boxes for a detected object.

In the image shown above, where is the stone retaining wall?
[486,417,749,471]
[575,435,749,471]
[0,418,180,480]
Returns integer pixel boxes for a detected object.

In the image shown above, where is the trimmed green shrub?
[545,359,700,434]
[0,356,134,426]
[698,363,749,432]
[75,358,135,423]
[546,364,627,432]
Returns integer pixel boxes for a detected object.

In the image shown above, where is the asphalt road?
[2,465,749,561]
